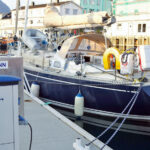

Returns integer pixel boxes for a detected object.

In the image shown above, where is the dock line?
[87,84,142,149]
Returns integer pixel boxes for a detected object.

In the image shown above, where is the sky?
[1,0,49,10]
[1,0,80,10]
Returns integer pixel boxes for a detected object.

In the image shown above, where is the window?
[65,8,70,14]
[143,24,146,32]
[84,9,86,14]
[90,0,95,5]
[117,23,122,29]
[73,9,78,15]
[30,20,33,24]
[84,0,87,4]
[138,24,146,32]
[19,30,23,36]
[89,9,94,13]
[97,0,101,5]
[138,24,141,32]
[54,61,61,68]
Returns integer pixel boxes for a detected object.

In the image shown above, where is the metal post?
[103,28,108,49]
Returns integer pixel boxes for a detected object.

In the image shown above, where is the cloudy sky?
[2,0,80,10]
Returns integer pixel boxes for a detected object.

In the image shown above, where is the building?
[0,1,82,37]
[52,0,80,5]
[80,0,112,13]
[112,0,150,16]
[106,0,150,50]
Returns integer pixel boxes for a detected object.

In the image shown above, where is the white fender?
[31,82,40,97]
[74,92,84,117]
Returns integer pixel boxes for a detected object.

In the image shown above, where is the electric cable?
[19,116,33,150]
[27,122,32,150]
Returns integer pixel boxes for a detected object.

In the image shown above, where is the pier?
[19,91,112,150]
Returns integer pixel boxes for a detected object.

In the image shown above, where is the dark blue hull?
[25,69,150,116]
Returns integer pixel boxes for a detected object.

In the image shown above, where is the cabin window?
[73,9,78,15]
[65,8,70,14]
[54,61,61,68]
[143,24,146,32]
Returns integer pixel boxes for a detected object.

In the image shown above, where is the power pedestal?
[0,76,20,150]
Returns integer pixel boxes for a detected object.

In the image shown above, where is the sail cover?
[44,6,113,28]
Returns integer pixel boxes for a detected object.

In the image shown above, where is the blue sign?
[0,61,8,69]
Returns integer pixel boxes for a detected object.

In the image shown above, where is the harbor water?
[53,106,150,150]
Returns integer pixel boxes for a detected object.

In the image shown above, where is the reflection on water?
[54,107,150,150]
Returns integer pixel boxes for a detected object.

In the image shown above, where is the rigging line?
[86,85,141,146]
[25,71,140,87]
[29,79,136,93]
[100,85,142,150]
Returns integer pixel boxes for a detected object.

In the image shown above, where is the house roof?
[12,1,81,11]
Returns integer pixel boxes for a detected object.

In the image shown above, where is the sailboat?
[14,1,150,135]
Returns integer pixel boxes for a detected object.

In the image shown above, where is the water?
[83,122,150,150]
[54,107,150,150]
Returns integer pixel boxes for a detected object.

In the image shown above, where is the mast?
[24,0,30,32]
[15,0,20,35]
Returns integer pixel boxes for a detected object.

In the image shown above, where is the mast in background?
[24,0,30,33]
[15,0,20,35]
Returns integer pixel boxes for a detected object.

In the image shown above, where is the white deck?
[19,93,112,150]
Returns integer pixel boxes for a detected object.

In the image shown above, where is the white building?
[107,0,150,37]
[105,0,150,49]
[106,14,150,37]
[52,0,80,6]
[0,1,82,37]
